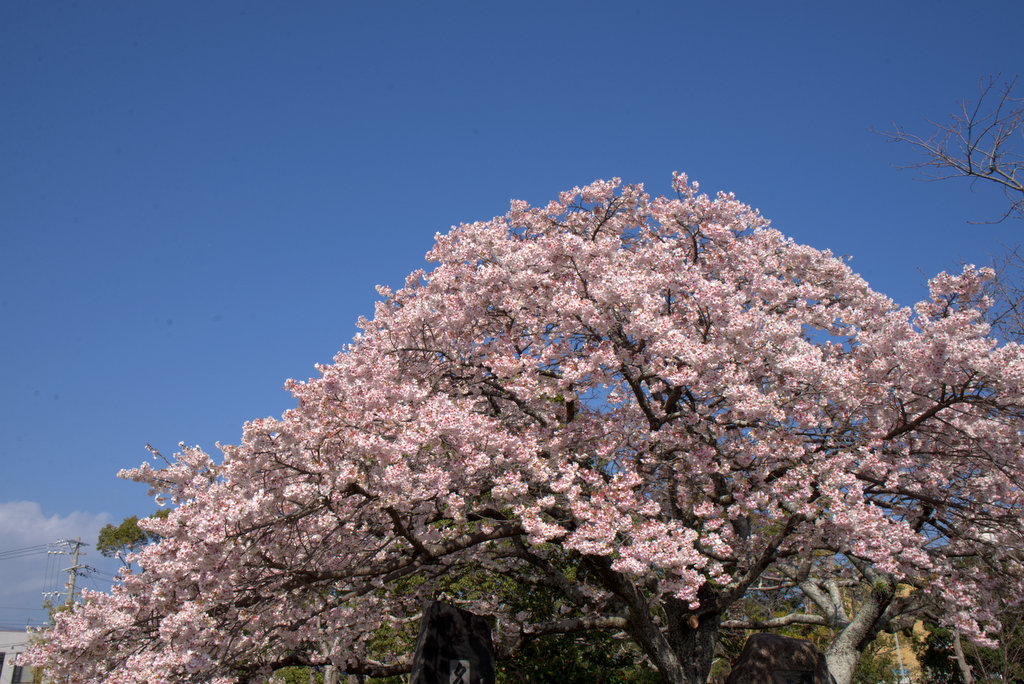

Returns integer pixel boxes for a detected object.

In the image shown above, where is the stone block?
[725,633,834,684]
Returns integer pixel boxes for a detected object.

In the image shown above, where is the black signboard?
[409,601,495,684]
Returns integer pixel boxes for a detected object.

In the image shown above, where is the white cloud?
[0,502,113,630]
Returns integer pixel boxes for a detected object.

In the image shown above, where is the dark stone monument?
[725,633,835,684]
[409,600,495,684]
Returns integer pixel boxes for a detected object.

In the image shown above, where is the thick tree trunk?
[590,558,721,683]
[663,587,722,684]
[823,575,896,684]
[631,587,722,683]
[823,644,861,684]
[636,609,722,684]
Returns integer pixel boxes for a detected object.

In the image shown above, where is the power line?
[0,544,50,561]
[34,538,98,610]
[43,545,58,598]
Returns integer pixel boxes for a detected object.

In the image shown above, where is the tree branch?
[721,613,830,630]
[876,74,1024,223]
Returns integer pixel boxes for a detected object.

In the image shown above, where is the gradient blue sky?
[1,1,1022,628]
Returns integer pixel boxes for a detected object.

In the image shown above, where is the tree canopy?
[96,510,168,567]
[29,174,1024,684]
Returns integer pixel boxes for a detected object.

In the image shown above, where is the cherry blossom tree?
[28,174,1024,684]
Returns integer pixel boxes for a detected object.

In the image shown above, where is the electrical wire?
[0,544,50,561]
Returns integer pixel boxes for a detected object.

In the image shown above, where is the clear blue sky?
[1,1,1022,628]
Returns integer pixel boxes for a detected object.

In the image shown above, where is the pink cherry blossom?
[28,173,1024,684]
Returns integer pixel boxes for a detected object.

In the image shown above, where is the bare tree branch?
[985,244,1024,342]
[721,613,830,630]
[877,75,1024,223]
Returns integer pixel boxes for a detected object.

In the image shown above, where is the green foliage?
[851,638,902,684]
[272,666,322,684]
[360,675,403,683]
[916,625,965,684]
[497,632,659,683]
[271,668,405,684]
[96,510,167,563]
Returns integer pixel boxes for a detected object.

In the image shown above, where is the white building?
[0,631,44,684]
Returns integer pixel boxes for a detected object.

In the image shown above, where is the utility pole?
[49,538,91,609]
[66,537,82,608]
